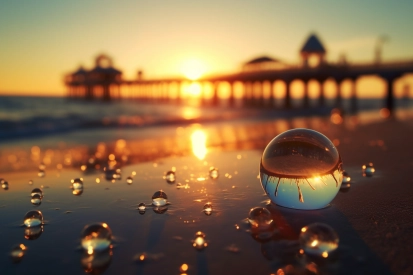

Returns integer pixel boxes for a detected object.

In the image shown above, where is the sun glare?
[181,59,206,80]
[187,82,202,97]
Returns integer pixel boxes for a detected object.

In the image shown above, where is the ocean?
[1,95,409,142]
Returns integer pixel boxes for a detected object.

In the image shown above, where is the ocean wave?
[0,96,409,141]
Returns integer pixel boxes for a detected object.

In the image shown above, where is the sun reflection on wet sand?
[191,129,207,160]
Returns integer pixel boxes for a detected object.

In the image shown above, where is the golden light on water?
[182,107,201,120]
[186,82,202,97]
[191,130,207,160]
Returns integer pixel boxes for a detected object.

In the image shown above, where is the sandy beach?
[0,107,412,275]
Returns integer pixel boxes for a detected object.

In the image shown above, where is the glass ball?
[260,128,343,210]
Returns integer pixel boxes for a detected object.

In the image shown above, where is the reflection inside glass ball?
[260,128,343,210]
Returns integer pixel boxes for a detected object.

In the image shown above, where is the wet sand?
[0,111,412,274]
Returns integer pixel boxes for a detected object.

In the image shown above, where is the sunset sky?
[1,0,413,96]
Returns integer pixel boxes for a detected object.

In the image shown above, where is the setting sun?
[180,59,206,80]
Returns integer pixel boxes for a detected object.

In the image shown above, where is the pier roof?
[73,66,87,75]
[245,56,279,64]
[300,34,326,54]
[90,66,122,74]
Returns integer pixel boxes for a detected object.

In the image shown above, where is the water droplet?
[340,171,351,192]
[81,223,112,254]
[165,171,176,183]
[209,167,219,179]
[31,194,42,206]
[203,202,213,216]
[260,128,343,210]
[248,207,273,229]
[30,188,43,198]
[2,180,9,190]
[152,190,168,207]
[342,171,351,183]
[38,170,45,178]
[362,163,375,177]
[71,178,84,196]
[39,162,46,170]
[299,223,339,257]
[192,231,208,250]
[126,176,133,184]
[23,210,44,227]
[28,179,33,185]
[104,166,121,181]
[138,203,146,211]
[10,244,27,263]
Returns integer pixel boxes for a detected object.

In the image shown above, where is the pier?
[65,34,413,113]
